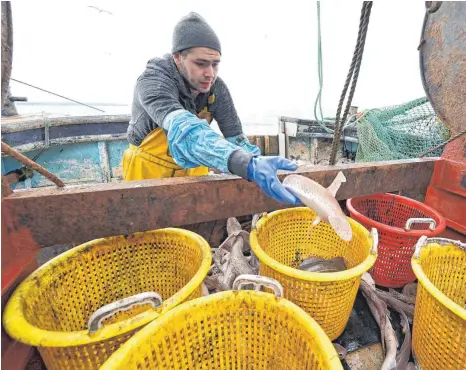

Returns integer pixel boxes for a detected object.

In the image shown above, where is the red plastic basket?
[346,193,446,288]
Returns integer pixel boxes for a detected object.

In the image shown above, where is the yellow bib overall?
[122,100,214,181]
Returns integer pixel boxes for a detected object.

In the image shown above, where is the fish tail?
[327,171,347,197]
[335,171,347,184]
[328,215,353,242]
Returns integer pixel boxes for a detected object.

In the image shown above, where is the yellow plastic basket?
[3,228,212,370]
[250,208,377,340]
[411,236,466,370]
[100,275,343,370]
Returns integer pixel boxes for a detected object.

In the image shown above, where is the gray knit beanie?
[172,12,221,54]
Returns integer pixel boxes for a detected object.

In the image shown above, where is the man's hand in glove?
[247,156,301,205]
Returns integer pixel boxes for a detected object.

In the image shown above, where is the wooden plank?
[1,114,131,132]
[245,135,279,156]
[4,133,128,154]
[98,141,111,183]
[255,136,263,154]
[1,158,438,248]
[269,135,279,156]
[264,136,270,155]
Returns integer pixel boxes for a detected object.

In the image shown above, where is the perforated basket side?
[250,207,376,340]
[411,243,466,369]
[3,228,212,369]
[100,291,344,370]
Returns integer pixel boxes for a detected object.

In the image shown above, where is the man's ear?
[173,52,182,68]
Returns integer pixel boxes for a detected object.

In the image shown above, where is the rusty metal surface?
[1,158,438,248]
[440,135,466,162]
[2,199,41,293]
[2,175,12,197]
[425,136,466,234]
[419,1,466,135]
[1,248,38,370]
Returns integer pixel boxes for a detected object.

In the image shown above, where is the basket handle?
[413,236,466,259]
[232,274,284,298]
[88,292,163,334]
[404,218,436,231]
[370,227,378,255]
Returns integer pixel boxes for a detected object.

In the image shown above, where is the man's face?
[174,47,221,93]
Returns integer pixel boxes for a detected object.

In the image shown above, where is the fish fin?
[328,215,353,242]
[326,171,346,198]
[307,217,321,239]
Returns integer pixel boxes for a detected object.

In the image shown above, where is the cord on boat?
[418,129,466,158]
[329,1,373,165]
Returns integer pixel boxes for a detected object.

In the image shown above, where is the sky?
[9,1,427,125]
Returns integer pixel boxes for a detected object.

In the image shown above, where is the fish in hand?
[283,171,352,242]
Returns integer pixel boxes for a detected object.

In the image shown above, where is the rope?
[10,78,105,113]
[313,2,333,134]
[329,1,373,165]
[418,129,466,158]
[1,141,65,187]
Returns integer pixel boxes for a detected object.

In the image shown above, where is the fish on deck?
[298,256,347,273]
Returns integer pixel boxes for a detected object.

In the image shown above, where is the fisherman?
[122,12,300,204]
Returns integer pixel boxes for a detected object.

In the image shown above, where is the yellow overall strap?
[122,97,215,181]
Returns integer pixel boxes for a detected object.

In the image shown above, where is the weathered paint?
[97,142,111,183]
[1,141,129,188]
[2,175,12,197]
[1,198,40,293]
[1,119,281,189]
[425,136,466,234]
[1,210,39,370]
[107,140,126,178]
[1,158,438,249]
[1,141,65,187]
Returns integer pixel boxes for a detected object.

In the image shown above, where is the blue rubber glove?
[163,109,241,173]
[226,134,261,156]
[247,156,301,205]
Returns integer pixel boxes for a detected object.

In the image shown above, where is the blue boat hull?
[2,140,128,189]
[1,114,284,188]
[1,114,130,188]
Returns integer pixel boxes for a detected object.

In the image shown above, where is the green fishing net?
[355,97,450,162]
